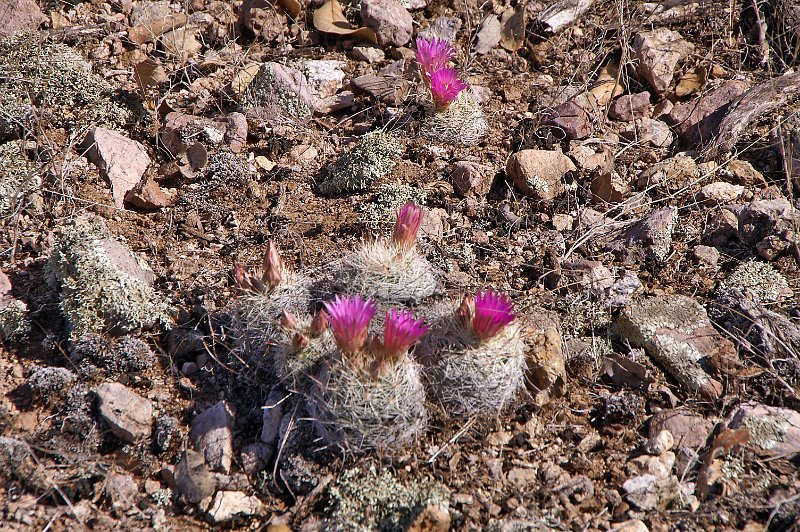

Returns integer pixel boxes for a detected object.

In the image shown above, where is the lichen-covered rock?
[727,402,800,457]
[612,295,737,399]
[506,149,575,201]
[27,367,78,405]
[49,215,173,340]
[717,259,792,307]
[606,207,678,265]
[325,465,449,531]
[239,62,316,126]
[70,334,158,377]
[319,132,403,194]
[0,140,40,217]
[0,32,130,138]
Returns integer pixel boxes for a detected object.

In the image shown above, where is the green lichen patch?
[0,298,30,342]
[325,465,449,531]
[49,215,173,340]
[0,32,130,137]
[0,140,41,217]
[319,132,403,195]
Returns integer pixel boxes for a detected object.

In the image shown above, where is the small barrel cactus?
[415,37,489,146]
[229,242,313,367]
[334,202,438,304]
[423,290,527,417]
[308,295,429,453]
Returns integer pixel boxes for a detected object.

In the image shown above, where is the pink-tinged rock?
[190,401,234,473]
[612,295,738,400]
[606,207,678,264]
[665,80,750,145]
[125,175,175,210]
[506,149,576,200]
[727,402,800,457]
[545,100,592,140]
[81,128,151,209]
[95,382,153,443]
[300,60,347,99]
[609,92,651,121]
[236,0,287,42]
[360,0,413,47]
[620,118,673,148]
[0,0,47,39]
[451,161,495,196]
[650,409,715,449]
[162,112,247,155]
[634,28,695,94]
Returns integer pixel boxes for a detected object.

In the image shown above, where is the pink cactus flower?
[382,308,429,360]
[392,202,424,250]
[471,290,515,340]
[429,67,468,109]
[324,294,378,354]
[416,37,456,80]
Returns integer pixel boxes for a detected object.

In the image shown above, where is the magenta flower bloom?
[429,67,468,109]
[392,202,424,250]
[471,290,515,340]
[383,308,429,360]
[324,294,378,354]
[416,37,456,80]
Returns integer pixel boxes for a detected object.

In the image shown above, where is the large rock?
[608,92,650,122]
[0,0,46,39]
[634,28,695,94]
[605,207,677,264]
[81,128,151,209]
[174,449,216,504]
[612,295,738,399]
[727,402,800,457]
[665,80,750,145]
[95,383,153,443]
[650,409,714,449]
[190,401,235,473]
[506,149,575,200]
[451,161,495,196]
[360,0,413,47]
[474,15,501,54]
[545,100,592,140]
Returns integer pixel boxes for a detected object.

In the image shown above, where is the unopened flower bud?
[262,241,283,289]
[280,310,298,331]
[457,294,474,324]
[310,309,328,336]
[292,332,309,349]
[392,203,424,250]
[233,263,247,289]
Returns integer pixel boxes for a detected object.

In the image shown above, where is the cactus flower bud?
[457,294,474,325]
[233,263,247,289]
[262,241,283,289]
[392,202,424,250]
[310,309,329,336]
[280,309,298,331]
[292,332,309,349]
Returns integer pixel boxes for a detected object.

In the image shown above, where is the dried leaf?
[134,59,168,89]
[277,0,302,18]
[313,0,378,44]
[231,62,263,99]
[603,352,654,390]
[128,13,188,45]
[696,427,749,500]
[675,66,707,98]
[499,5,525,52]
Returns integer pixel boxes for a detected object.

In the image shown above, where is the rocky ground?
[2,0,800,529]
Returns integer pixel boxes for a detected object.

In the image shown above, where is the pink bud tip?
[382,308,429,361]
[416,37,457,81]
[457,294,474,324]
[392,202,424,249]
[263,241,283,289]
[471,290,515,340]
[429,67,468,110]
[323,294,378,354]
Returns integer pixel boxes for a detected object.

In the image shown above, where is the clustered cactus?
[232,203,534,455]
[415,37,489,146]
